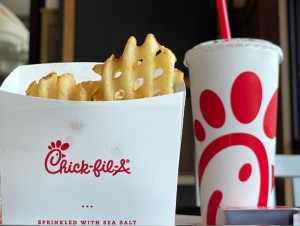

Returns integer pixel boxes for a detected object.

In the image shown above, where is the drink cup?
[184,38,283,225]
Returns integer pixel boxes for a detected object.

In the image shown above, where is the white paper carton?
[0,63,186,225]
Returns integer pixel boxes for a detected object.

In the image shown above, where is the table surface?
[175,211,300,225]
[175,214,201,225]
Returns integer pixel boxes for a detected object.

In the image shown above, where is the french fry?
[92,33,184,101]
[25,34,184,101]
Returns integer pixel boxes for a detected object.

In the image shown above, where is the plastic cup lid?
[184,38,284,67]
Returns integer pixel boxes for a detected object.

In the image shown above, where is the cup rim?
[184,38,284,67]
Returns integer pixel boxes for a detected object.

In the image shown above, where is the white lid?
[184,38,284,67]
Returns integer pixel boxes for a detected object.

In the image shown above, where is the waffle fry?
[25,33,184,101]
[25,72,101,101]
[76,80,102,101]
[92,33,183,100]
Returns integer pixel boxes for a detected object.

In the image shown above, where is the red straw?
[216,0,231,40]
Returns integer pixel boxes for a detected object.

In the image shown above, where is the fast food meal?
[25,33,184,101]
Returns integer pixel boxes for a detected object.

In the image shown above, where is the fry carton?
[0,62,186,225]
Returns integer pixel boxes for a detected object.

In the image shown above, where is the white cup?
[184,38,283,225]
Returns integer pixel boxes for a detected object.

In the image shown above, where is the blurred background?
[0,0,299,213]
[0,0,30,83]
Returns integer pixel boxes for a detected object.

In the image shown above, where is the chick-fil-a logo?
[44,140,131,178]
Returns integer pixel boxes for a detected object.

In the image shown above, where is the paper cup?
[184,38,283,225]
[0,63,186,225]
